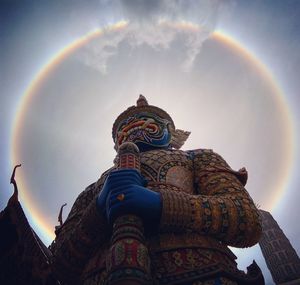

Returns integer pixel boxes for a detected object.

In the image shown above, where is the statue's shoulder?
[186,148,230,169]
[186,148,217,159]
[187,148,214,155]
[187,149,248,185]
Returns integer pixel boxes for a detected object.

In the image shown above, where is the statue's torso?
[140,149,194,194]
[82,149,238,285]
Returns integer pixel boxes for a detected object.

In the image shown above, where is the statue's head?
[112,95,190,152]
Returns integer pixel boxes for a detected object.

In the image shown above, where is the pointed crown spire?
[136,94,148,107]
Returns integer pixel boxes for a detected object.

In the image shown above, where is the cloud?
[78,27,127,73]
[75,0,234,73]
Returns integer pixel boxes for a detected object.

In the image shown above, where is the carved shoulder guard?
[157,148,261,248]
[192,148,248,188]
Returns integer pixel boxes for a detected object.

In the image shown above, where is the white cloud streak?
[75,0,234,73]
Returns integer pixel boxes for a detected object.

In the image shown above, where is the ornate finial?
[58,203,67,226]
[55,203,67,235]
[8,164,22,205]
[136,95,148,107]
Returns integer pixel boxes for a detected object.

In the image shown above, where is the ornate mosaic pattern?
[51,148,262,284]
[151,247,241,284]
[106,215,152,284]
[156,149,262,248]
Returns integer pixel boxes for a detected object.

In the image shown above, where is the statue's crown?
[112,95,175,142]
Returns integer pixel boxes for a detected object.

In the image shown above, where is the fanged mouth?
[117,118,158,145]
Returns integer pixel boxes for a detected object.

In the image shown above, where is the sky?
[1,1,300,284]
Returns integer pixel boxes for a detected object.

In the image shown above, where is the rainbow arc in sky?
[10,21,295,243]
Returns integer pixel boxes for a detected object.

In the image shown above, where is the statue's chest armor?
[140,149,194,194]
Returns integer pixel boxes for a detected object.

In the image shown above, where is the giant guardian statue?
[0,96,264,285]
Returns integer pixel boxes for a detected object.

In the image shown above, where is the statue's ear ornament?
[169,126,191,149]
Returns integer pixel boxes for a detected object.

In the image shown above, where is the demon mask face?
[115,112,171,152]
[112,95,190,152]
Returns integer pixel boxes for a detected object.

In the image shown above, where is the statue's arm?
[157,150,262,248]
[51,171,110,283]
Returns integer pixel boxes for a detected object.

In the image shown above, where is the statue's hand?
[106,175,162,231]
[96,169,146,219]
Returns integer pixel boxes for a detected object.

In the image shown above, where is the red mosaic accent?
[119,154,140,169]
[106,215,151,284]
